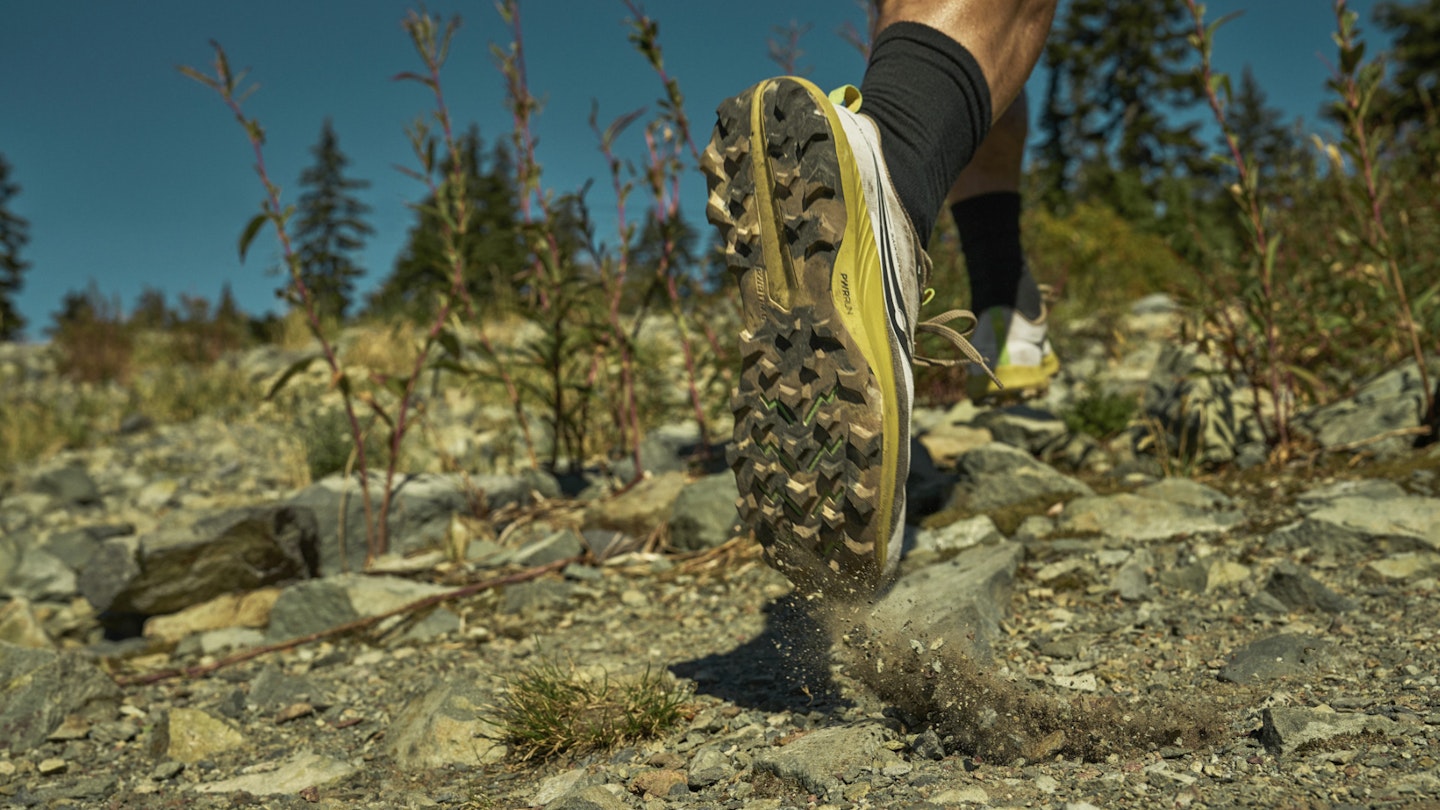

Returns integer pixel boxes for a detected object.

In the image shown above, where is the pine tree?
[0,154,31,340]
[1036,0,1209,215]
[368,126,526,318]
[294,119,373,320]
[1374,0,1440,129]
[1228,67,1314,193]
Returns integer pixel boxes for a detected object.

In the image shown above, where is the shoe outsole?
[703,78,887,597]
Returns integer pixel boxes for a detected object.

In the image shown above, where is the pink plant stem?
[207,51,381,556]
[1185,0,1289,449]
[596,130,646,479]
[1331,0,1433,414]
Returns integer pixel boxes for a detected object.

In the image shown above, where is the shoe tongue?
[827,84,863,112]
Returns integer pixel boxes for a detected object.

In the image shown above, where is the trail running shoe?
[964,305,1061,401]
[702,77,987,599]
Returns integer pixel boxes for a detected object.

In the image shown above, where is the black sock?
[951,191,1043,320]
[858,22,991,246]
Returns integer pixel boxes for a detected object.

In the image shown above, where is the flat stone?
[1219,634,1351,685]
[548,785,630,810]
[1267,706,1399,753]
[193,750,355,795]
[1363,552,1440,582]
[533,768,592,806]
[917,426,993,468]
[912,515,1003,555]
[973,405,1069,454]
[1263,562,1354,613]
[1302,493,1440,550]
[143,588,281,642]
[1058,490,1243,543]
[513,528,586,566]
[753,721,895,794]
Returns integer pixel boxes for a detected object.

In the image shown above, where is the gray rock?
[973,405,1068,455]
[1294,358,1440,457]
[34,465,101,507]
[0,642,121,752]
[687,747,731,789]
[584,471,687,538]
[266,573,451,642]
[78,504,318,616]
[1263,562,1354,613]
[385,676,507,769]
[612,422,707,480]
[667,471,740,552]
[949,443,1094,513]
[1134,478,1234,510]
[532,768,593,806]
[1266,707,1400,753]
[401,607,461,642]
[1300,492,1440,551]
[513,528,586,566]
[149,707,246,763]
[266,579,360,641]
[872,543,1023,659]
[754,721,895,794]
[1219,634,1348,685]
[548,785,630,810]
[2,546,75,602]
[248,666,333,712]
[1264,518,1365,555]
[40,528,106,571]
[192,750,355,795]
[0,599,53,648]
[913,515,1003,555]
[1135,344,1262,465]
[1057,490,1243,543]
[1113,550,1154,601]
[1363,552,1440,581]
[500,579,574,616]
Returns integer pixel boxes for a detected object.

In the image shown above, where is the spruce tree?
[369,126,526,318]
[1374,0,1440,129]
[294,119,373,320]
[0,154,31,340]
[1037,0,1208,214]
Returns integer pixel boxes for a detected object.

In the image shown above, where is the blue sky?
[1,1,1389,338]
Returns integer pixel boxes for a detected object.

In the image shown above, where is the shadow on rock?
[671,593,849,714]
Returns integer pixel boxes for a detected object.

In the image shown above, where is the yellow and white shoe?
[964,305,1061,401]
[702,77,986,598]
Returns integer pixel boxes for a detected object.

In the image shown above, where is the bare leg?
[874,0,1056,120]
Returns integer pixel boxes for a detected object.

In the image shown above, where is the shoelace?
[912,290,1002,387]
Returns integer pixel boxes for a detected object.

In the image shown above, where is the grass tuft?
[491,655,690,762]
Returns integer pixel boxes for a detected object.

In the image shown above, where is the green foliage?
[0,154,30,341]
[369,127,526,320]
[294,119,374,320]
[1372,0,1440,131]
[49,284,135,384]
[1063,387,1139,440]
[295,405,390,482]
[491,657,689,762]
[1025,200,1190,316]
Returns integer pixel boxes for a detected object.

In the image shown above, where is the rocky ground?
[3,296,1440,809]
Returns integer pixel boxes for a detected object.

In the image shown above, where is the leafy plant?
[1063,386,1139,440]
